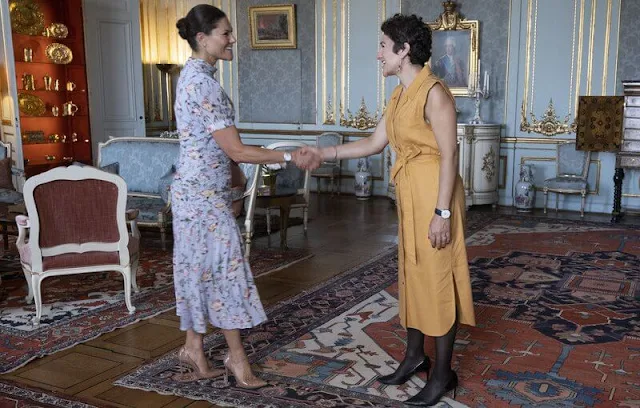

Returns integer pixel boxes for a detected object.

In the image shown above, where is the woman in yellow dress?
[306,14,476,406]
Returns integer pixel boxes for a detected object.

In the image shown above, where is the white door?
[84,0,145,162]
[0,0,24,188]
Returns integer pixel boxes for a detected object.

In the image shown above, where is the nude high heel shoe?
[223,352,267,389]
[175,347,225,382]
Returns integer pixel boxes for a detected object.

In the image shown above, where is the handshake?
[288,146,325,171]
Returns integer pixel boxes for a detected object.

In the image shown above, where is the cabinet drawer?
[624,129,640,140]
[626,96,640,107]
[624,118,640,129]
[619,155,640,168]
[621,141,640,152]
[625,107,640,118]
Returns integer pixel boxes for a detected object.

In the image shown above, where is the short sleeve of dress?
[192,74,235,134]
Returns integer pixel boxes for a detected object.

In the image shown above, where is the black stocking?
[378,328,430,385]
[405,323,458,405]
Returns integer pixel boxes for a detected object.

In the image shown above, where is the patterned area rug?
[0,246,312,373]
[0,381,97,407]
[115,215,640,407]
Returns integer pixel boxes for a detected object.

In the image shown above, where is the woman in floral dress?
[173,5,319,387]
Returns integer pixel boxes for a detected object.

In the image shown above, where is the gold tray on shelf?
[9,0,45,36]
[47,23,69,39]
[18,93,46,116]
[45,43,73,64]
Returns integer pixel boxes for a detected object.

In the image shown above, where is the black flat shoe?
[378,356,431,385]
[404,371,458,407]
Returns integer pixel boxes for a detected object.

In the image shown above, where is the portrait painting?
[430,30,471,89]
[427,1,479,96]
[249,4,297,49]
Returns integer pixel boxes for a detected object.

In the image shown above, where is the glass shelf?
[16,61,84,67]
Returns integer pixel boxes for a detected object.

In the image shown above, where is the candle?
[477,59,481,89]
[484,71,488,93]
[486,71,490,94]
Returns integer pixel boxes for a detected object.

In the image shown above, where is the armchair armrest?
[15,214,29,246]
[126,209,139,221]
[126,209,140,239]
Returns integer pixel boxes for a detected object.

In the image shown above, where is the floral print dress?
[172,57,266,333]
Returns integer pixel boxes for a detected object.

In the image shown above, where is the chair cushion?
[127,196,167,222]
[544,177,588,191]
[19,234,139,271]
[0,188,23,204]
[312,166,339,176]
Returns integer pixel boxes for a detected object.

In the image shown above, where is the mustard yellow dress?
[386,65,476,337]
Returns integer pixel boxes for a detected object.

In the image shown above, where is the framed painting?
[249,4,297,49]
[427,1,478,96]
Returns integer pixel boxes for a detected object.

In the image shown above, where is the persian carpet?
[0,381,97,408]
[0,246,312,373]
[115,215,640,407]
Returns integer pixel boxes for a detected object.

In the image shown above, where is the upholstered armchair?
[237,163,262,259]
[16,165,139,325]
[311,132,344,194]
[543,142,591,217]
[260,142,311,235]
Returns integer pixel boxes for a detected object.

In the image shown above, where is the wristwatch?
[435,208,451,219]
[283,152,292,162]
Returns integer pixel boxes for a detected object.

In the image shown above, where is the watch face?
[442,210,451,218]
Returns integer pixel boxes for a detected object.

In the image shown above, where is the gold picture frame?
[249,4,296,49]
[427,1,479,96]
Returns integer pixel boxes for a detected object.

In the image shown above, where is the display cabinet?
[1,0,92,184]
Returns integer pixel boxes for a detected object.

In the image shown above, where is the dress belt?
[391,146,437,265]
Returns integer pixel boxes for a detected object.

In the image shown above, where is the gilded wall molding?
[338,98,381,130]
[520,99,577,136]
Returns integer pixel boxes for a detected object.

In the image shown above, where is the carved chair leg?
[160,227,167,251]
[121,266,136,314]
[543,189,548,214]
[23,269,34,303]
[555,193,559,213]
[303,207,308,235]
[580,190,586,217]
[131,256,140,293]
[266,208,272,235]
[32,274,43,326]
[245,233,252,260]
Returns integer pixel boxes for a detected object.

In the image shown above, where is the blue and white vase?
[514,164,535,212]
[355,157,372,200]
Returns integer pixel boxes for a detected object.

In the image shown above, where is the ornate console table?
[612,81,640,222]
[457,123,501,209]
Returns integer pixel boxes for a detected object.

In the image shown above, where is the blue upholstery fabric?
[0,145,7,160]
[99,140,179,194]
[158,166,175,204]
[544,176,588,191]
[0,188,23,204]
[126,196,167,222]
[557,143,589,176]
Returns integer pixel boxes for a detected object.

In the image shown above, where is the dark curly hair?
[381,14,432,66]
[176,5,227,51]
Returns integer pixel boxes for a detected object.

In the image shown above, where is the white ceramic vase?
[514,164,535,212]
[354,157,372,200]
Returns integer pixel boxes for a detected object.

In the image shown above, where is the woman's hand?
[428,214,451,249]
